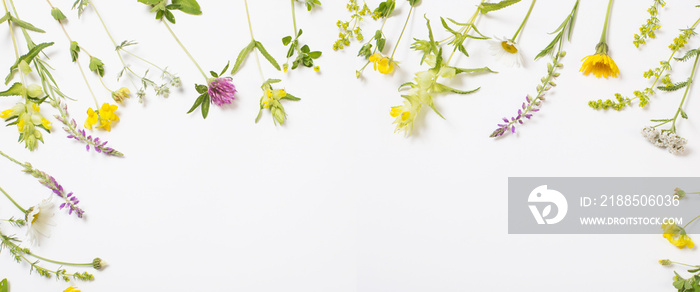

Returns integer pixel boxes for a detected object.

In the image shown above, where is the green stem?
[0,149,23,166]
[120,49,167,73]
[599,0,613,44]
[512,0,536,41]
[27,252,93,267]
[670,52,700,132]
[2,0,27,99]
[684,213,700,229]
[0,185,27,213]
[163,21,207,80]
[671,261,700,268]
[291,0,297,36]
[88,0,142,81]
[445,1,483,65]
[389,4,414,60]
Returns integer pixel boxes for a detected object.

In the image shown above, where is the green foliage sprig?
[633,0,665,48]
[333,0,371,50]
[591,19,700,110]
[282,0,322,72]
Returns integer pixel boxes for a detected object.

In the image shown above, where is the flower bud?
[93,257,107,270]
[27,84,43,98]
[19,60,32,75]
[658,259,672,266]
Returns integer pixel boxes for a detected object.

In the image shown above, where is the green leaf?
[171,0,202,15]
[9,15,45,32]
[219,61,230,77]
[70,41,80,62]
[282,36,292,46]
[210,70,218,77]
[187,93,206,114]
[231,41,255,75]
[657,81,688,92]
[675,49,700,62]
[255,41,281,71]
[0,83,24,96]
[377,38,386,52]
[479,0,522,14]
[434,83,480,94]
[408,0,420,6]
[255,107,263,123]
[88,56,105,77]
[440,17,459,36]
[681,109,688,119]
[51,8,67,21]
[0,279,7,292]
[281,93,301,101]
[201,93,210,118]
[0,12,10,25]
[164,9,176,23]
[297,29,303,37]
[6,42,53,85]
[450,66,497,74]
[308,51,322,59]
[427,100,445,119]
[138,0,162,4]
[195,84,207,94]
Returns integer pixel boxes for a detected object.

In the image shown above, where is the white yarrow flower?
[25,197,55,246]
[489,36,523,67]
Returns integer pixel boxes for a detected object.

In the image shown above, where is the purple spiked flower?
[208,77,237,106]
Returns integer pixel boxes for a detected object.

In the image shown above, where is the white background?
[0,0,699,291]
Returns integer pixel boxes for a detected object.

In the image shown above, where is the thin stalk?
[0,185,27,213]
[27,252,93,267]
[389,5,414,60]
[445,1,483,65]
[684,213,700,229]
[291,0,297,35]
[121,49,167,72]
[163,21,207,80]
[2,0,27,97]
[0,149,23,166]
[599,0,613,44]
[46,1,100,107]
[669,52,699,132]
[670,261,700,268]
[511,0,536,41]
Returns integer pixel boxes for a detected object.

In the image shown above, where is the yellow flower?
[97,103,119,131]
[662,223,695,249]
[64,285,81,292]
[390,99,419,136]
[369,53,395,74]
[111,87,131,103]
[84,108,98,129]
[84,103,119,131]
[580,53,619,78]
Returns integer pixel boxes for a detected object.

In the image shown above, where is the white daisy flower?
[25,197,55,246]
[489,36,523,67]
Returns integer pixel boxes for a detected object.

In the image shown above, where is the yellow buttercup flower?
[64,285,81,292]
[662,223,695,249]
[369,53,395,74]
[580,53,619,78]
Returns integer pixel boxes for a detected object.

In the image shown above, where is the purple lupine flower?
[23,166,85,218]
[54,101,124,157]
[208,77,237,106]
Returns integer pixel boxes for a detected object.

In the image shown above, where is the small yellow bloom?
[369,53,395,75]
[313,66,320,72]
[84,103,119,131]
[580,54,619,78]
[64,285,81,292]
[85,108,98,129]
[17,117,25,132]
[111,87,131,103]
